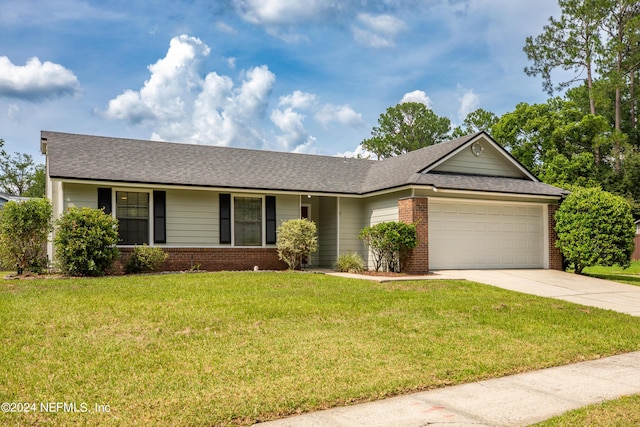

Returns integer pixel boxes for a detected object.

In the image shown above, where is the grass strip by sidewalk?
[583,261,640,286]
[534,394,640,426]
[2,271,640,426]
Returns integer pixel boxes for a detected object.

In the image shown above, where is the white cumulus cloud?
[270,107,316,152]
[104,34,364,152]
[352,13,407,48]
[457,86,480,120]
[0,56,80,101]
[315,104,363,128]
[233,0,341,42]
[400,90,433,108]
[336,144,376,159]
[269,91,317,152]
[269,89,366,152]
[233,0,341,26]
[279,90,316,109]
[104,35,278,148]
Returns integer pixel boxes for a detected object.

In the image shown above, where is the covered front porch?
[301,195,366,269]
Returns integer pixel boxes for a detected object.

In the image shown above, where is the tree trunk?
[587,58,600,164]
[631,68,637,130]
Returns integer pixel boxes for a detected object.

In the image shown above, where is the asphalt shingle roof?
[42,131,566,197]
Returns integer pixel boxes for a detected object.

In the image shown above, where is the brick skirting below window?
[116,247,288,273]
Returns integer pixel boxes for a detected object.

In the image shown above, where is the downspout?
[336,197,340,258]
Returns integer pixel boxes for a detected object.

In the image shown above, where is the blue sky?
[1,0,560,162]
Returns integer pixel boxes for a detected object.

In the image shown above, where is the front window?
[234,197,262,246]
[116,191,149,245]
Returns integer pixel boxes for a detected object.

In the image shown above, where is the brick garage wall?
[548,204,564,270]
[398,197,429,274]
[116,247,288,273]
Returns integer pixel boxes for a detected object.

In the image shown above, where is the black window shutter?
[153,191,166,244]
[220,194,231,244]
[98,188,112,214]
[266,195,276,244]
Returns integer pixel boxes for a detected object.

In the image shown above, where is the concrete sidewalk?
[256,269,640,426]
[255,351,640,426]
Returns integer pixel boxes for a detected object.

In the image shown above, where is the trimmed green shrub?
[555,187,635,274]
[54,207,120,276]
[334,252,365,273]
[0,198,52,274]
[359,221,417,273]
[125,245,168,274]
[276,218,318,270]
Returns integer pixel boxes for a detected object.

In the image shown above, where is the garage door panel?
[515,223,528,233]
[429,200,544,269]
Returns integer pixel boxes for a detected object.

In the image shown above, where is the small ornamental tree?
[358,224,387,272]
[359,221,417,273]
[54,207,120,276]
[555,187,635,274]
[276,218,318,270]
[0,198,52,274]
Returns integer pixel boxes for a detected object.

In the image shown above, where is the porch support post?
[398,197,429,274]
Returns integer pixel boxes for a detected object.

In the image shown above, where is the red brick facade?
[398,197,429,274]
[547,204,564,270]
[116,247,287,273]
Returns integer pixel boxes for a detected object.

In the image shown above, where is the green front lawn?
[534,394,640,426]
[583,260,640,286]
[2,272,640,426]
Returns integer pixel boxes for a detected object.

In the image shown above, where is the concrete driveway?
[433,269,640,317]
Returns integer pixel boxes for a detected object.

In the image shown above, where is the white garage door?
[428,200,544,269]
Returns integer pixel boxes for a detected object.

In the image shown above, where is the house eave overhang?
[49,175,563,202]
[424,186,565,201]
[40,137,48,155]
[47,176,366,198]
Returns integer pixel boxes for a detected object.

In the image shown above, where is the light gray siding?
[338,197,365,258]
[165,190,217,245]
[364,192,405,226]
[304,196,321,266]
[432,143,525,178]
[318,197,337,267]
[276,194,300,225]
[63,183,98,210]
[361,191,409,270]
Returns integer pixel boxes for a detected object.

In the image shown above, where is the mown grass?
[583,261,640,275]
[583,261,640,286]
[534,394,640,426]
[2,272,640,426]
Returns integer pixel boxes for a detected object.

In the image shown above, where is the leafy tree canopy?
[361,102,451,159]
[492,98,610,176]
[452,108,499,138]
[0,149,45,197]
